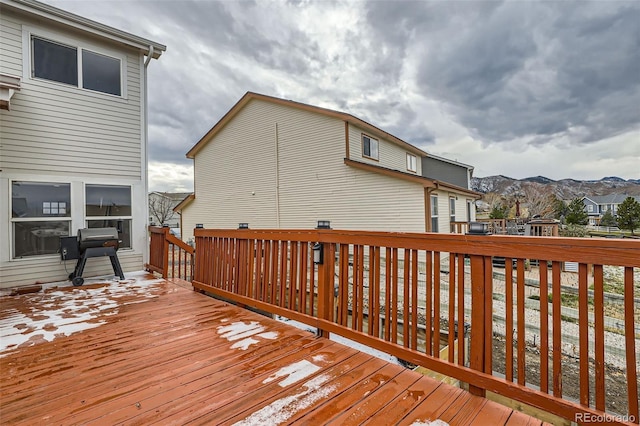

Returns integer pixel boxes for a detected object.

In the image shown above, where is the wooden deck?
[1,273,547,425]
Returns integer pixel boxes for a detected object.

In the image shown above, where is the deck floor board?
[1,274,544,425]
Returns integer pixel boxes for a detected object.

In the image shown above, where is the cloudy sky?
[46,0,640,191]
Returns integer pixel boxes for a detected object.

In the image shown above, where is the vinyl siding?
[0,251,143,287]
[182,99,426,241]
[0,9,148,288]
[0,9,142,179]
[347,123,422,175]
[422,156,470,188]
[0,11,22,75]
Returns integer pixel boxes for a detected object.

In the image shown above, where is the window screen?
[32,37,78,86]
[82,50,121,96]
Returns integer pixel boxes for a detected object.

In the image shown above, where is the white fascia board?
[1,0,166,58]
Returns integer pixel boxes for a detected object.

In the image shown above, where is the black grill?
[60,227,124,286]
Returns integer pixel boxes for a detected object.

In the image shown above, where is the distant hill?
[472,175,640,200]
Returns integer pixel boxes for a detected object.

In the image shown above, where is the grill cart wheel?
[72,277,84,286]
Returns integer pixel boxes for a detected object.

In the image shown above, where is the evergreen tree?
[489,204,508,219]
[599,209,617,227]
[565,198,588,225]
[553,198,568,221]
[617,197,640,235]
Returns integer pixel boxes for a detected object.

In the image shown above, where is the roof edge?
[173,194,195,213]
[186,92,429,159]
[1,0,166,57]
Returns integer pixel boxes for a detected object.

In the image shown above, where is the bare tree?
[149,192,174,226]
[522,185,557,218]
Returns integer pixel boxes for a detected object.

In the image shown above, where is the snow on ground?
[275,317,402,366]
[0,271,165,357]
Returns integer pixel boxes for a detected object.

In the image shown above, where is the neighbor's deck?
[1,273,545,425]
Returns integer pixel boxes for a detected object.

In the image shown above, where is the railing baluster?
[290,242,298,310]
[299,241,308,315]
[457,253,464,365]
[578,262,589,406]
[552,261,562,398]
[373,246,381,338]
[425,250,433,356]
[540,260,549,393]
[505,258,514,382]
[593,264,605,411]
[404,248,410,349]
[517,258,525,386]
[448,254,455,363]
[357,245,364,332]
[411,249,418,350]
[385,247,391,341]
[368,246,375,336]
[624,266,639,421]
[391,247,398,344]
[433,252,441,357]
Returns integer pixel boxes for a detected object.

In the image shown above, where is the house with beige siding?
[177,92,479,242]
[0,0,165,288]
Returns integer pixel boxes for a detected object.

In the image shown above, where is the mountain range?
[471,175,640,200]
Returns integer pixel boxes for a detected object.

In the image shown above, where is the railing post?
[161,226,170,278]
[469,254,488,397]
[316,241,333,338]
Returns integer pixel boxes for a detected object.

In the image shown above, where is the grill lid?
[78,227,119,242]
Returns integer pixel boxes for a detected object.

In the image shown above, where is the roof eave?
[1,0,166,57]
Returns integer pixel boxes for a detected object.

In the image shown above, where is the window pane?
[12,182,71,218]
[370,139,379,159]
[87,219,131,248]
[13,221,70,258]
[363,137,371,157]
[431,217,439,233]
[86,185,131,216]
[32,37,78,86]
[82,50,121,96]
[431,196,438,216]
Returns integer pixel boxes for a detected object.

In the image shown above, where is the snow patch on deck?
[411,420,449,426]
[0,272,165,357]
[234,374,335,425]
[217,321,279,350]
[263,360,322,387]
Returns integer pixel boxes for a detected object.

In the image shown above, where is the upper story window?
[31,35,122,96]
[449,197,456,222]
[407,153,417,173]
[587,204,594,213]
[362,134,379,160]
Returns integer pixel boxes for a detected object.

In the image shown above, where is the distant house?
[582,194,640,225]
[0,0,165,287]
[177,92,480,242]
[148,191,193,228]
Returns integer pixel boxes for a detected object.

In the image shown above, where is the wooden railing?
[187,228,639,425]
[146,226,194,281]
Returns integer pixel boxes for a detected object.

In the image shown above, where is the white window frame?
[22,26,127,98]
[449,197,456,223]
[431,195,439,233]
[85,184,133,249]
[10,180,72,259]
[362,134,379,161]
[587,204,594,213]
[406,153,417,173]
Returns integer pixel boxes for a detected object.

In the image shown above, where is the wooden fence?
[186,228,638,425]
[146,226,194,281]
